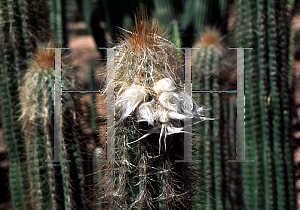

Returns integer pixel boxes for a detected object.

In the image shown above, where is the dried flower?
[153,77,176,94]
[114,77,213,152]
[115,85,149,124]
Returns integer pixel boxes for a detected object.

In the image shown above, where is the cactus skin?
[0,51,26,210]
[89,64,100,144]
[170,20,182,49]
[17,42,87,210]
[48,0,63,46]
[234,0,296,209]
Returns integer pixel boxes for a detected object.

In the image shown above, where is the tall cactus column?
[18,43,86,210]
[0,0,33,209]
[234,0,296,209]
[192,29,229,209]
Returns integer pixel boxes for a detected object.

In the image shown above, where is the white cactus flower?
[115,77,213,153]
[136,100,156,125]
[178,93,194,114]
[158,92,180,113]
[153,78,176,94]
[116,85,148,124]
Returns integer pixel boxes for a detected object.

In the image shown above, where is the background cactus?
[17,42,88,209]
[0,0,35,208]
[192,28,231,209]
[0,0,92,209]
[234,0,296,209]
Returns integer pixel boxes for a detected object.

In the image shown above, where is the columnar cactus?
[234,0,296,209]
[96,14,212,209]
[0,0,33,208]
[18,42,87,210]
[192,28,228,209]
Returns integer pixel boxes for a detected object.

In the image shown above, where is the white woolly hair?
[112,77,214,152]
[115,85,149,124]
[153,77,176,94]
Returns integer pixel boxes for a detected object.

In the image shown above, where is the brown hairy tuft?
[29,40,66,70]
[197,28,224,48]
[117,11,169,52]
[33,44,54,69]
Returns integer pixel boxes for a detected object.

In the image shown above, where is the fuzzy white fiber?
[116,85,148,124]
[153,77,176,94]
[115,78,213,151]
[136,101,156,125]
[158,92,180,113]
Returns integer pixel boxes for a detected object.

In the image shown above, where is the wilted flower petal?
[165,126,184,135]
[116,85,148,123]
[192,106,215,121]
[153,78,176,94]
[158,123,185,152]
[136,101,156,125]
[168,111,187,120]
[158,92,180,113]
[195,106,207,116]
[178,93,193,114]
[157,105,170,123]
